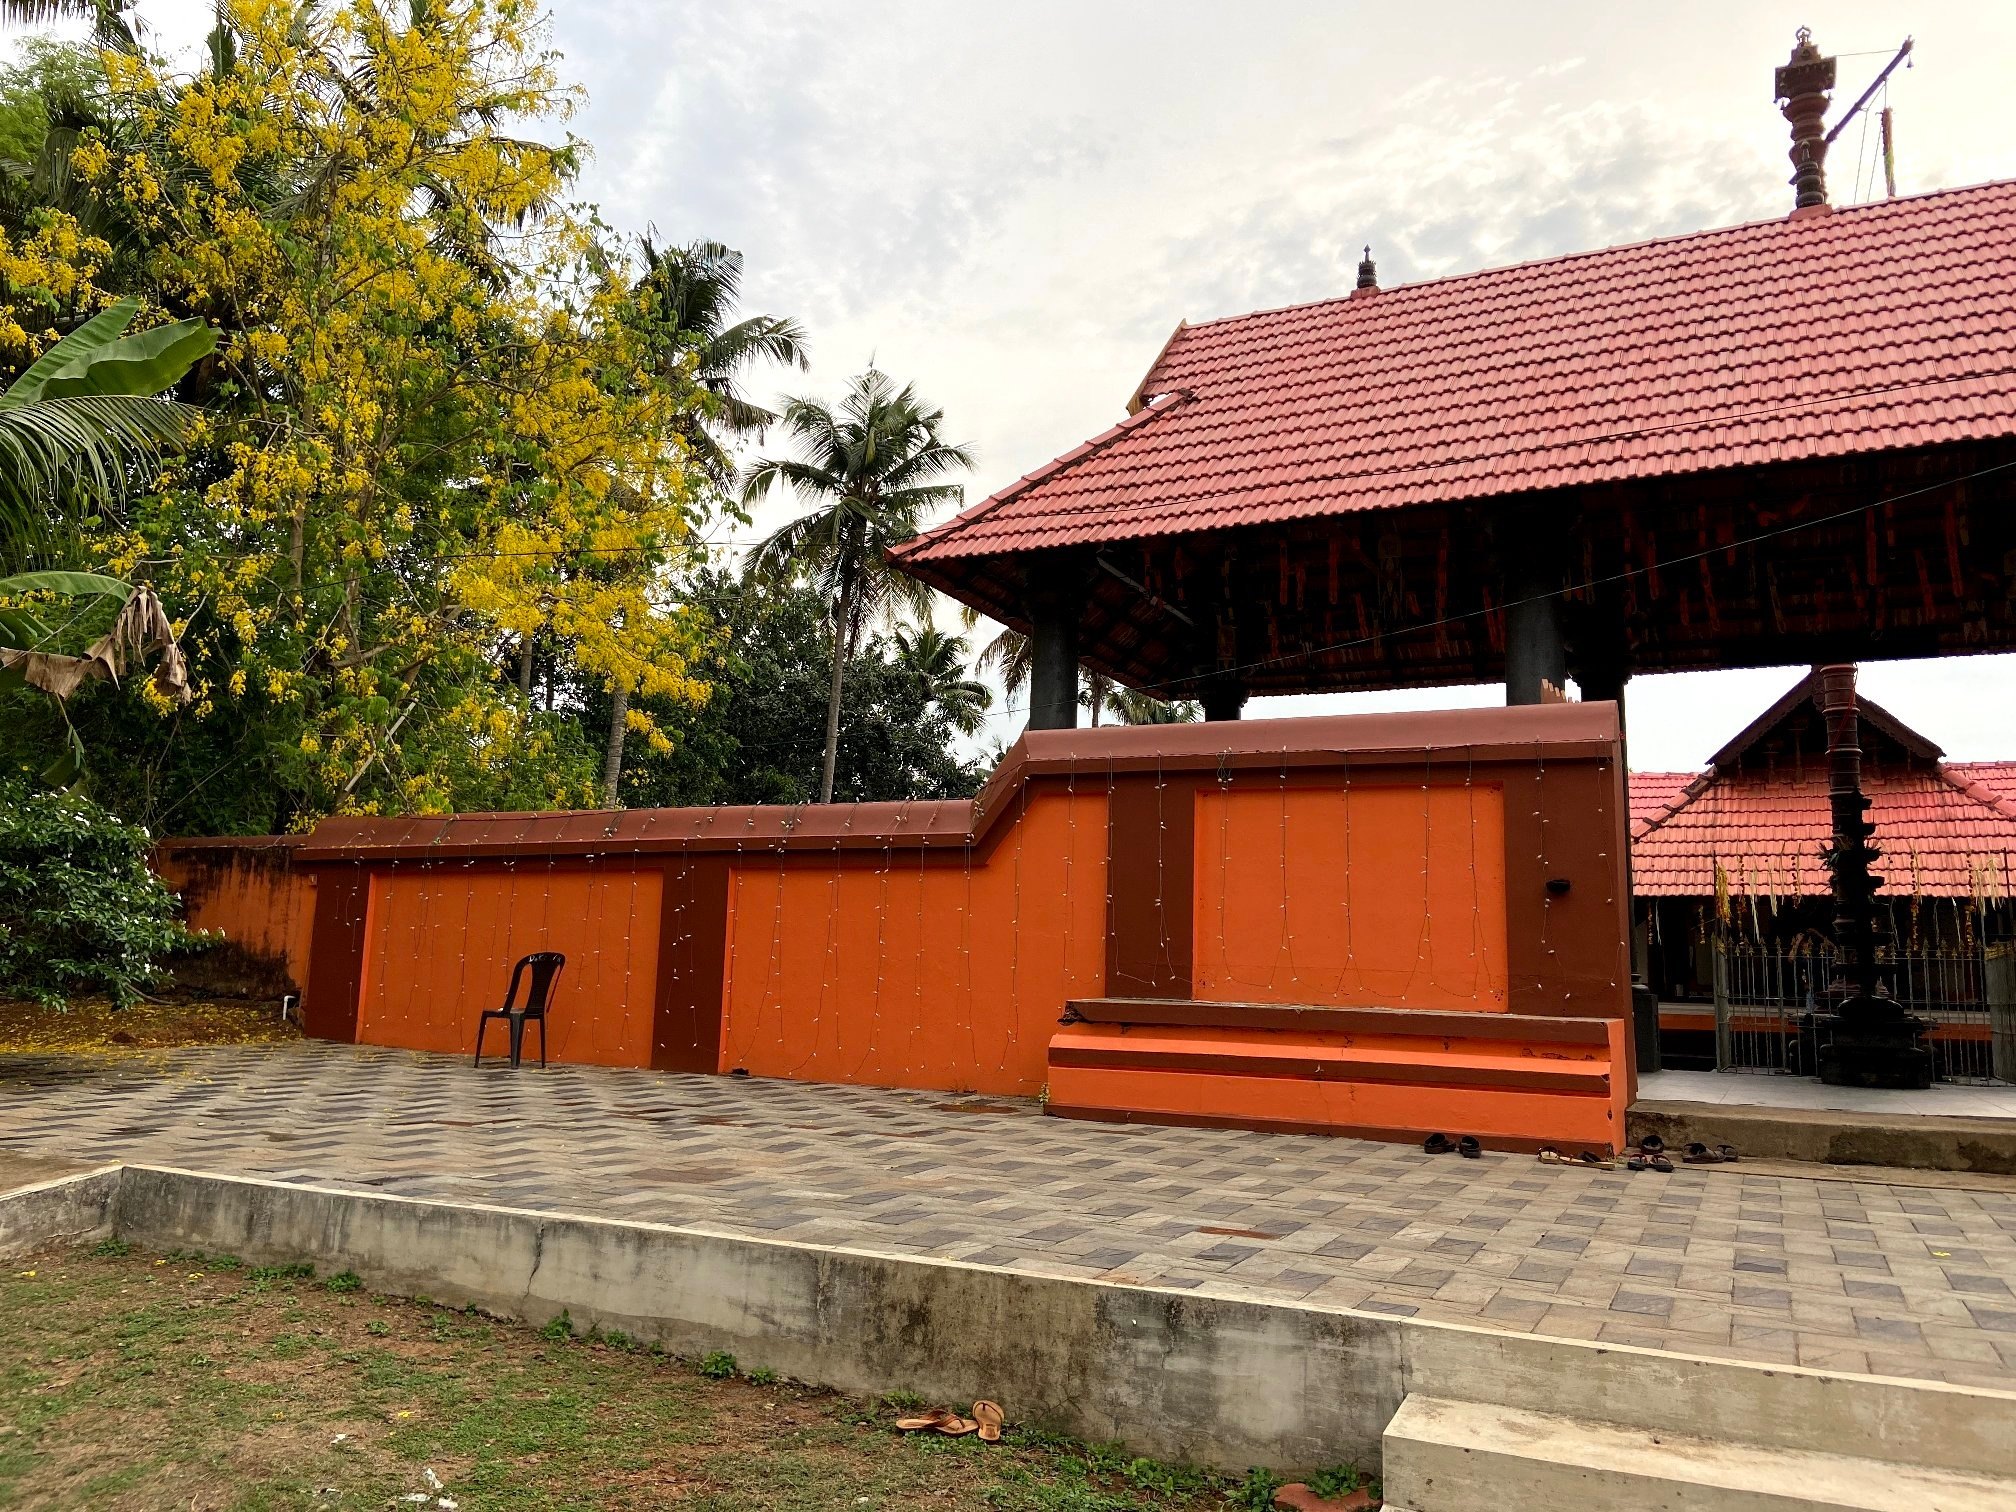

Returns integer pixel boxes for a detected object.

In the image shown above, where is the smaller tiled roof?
[1629,766,2016,900]
[1629,771,1694,830]
[1947,761,2016,806]
[1628,670,2016,900]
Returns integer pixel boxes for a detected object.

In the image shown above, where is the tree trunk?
[819,554,858,804]
[517,631,535,698]
[603,683,629,808]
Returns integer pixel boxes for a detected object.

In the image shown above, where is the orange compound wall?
[719,791,1107,1095]
[155,839,317,994]
[1192,783,1509,1011]
[169,704,1634,1144]
[355,864,662,1067]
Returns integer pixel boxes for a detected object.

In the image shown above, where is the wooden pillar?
[1505,578,1567,705]
[1200,679,1247,722]
[1026,557,1084,731]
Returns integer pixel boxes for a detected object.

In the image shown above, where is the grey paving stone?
[1,1040,2012,1390]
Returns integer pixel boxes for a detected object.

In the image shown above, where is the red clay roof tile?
[896,181,2016,564]
[1629,765,2016,899]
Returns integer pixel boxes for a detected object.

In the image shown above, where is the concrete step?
[1629,1097,2016,1175]
[1381,1395,2016,1512]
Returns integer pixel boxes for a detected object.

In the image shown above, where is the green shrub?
[247,1261,313,1283]
[697,1350,737,1379]
[1307,1464,1366,1499]
[323,1270,363,1293]
[0,779,196,1006]
[1231,1467,1282,1510]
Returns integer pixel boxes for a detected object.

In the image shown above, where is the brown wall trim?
[1103,774,1193,997]
[302,863,368,1042]
[652,856,729,1074]
[1050,1046,1608,1096]
[289,705,1622,863]
[1501,759,1633,1021]
[1066,998,1613,1044]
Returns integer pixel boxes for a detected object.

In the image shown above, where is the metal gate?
[1712,937,2012,1083]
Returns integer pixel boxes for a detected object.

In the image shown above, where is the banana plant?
[0,298,216,782]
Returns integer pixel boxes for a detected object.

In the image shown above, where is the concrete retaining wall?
[0,1166,119,1259]
[101,1165,2016,1477]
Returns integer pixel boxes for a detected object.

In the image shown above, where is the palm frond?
[701,314,809,383]
[0,394,195,556]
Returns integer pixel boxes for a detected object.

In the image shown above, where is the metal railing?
[1711,937,2012,1083]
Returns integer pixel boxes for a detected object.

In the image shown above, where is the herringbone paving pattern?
[4,1041,2015,1388]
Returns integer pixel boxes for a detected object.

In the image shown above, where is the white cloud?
[15,1,2014,768]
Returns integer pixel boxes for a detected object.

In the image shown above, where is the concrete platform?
[1636,1071,2016,1121]
[1633,1071,2016,1174]
[4,1042,2016,1390]
[7,1161,2015,1483]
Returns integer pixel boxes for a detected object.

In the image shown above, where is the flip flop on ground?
[973,1400,1005,1443]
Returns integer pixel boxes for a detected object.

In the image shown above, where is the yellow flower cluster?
[31,0,716,818]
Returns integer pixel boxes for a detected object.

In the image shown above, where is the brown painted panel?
[1105,773,1193,997]
[1065,997,1613,1044]
[653,855,729,1074]
[1501,757,1633,1020]
[1046,1044,1608,1095]
[303,863,368,1042]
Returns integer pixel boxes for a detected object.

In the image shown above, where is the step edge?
[1384,1395,2016,1498]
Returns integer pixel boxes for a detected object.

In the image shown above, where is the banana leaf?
[2,297,217,407]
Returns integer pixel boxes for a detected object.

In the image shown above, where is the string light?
[181,722,1655,1123]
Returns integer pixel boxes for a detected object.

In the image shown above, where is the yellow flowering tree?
[0,1,713,829]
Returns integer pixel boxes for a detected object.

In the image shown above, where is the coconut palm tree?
[741,369,972,802]
[893,622,991,736]
[1107,686,1201,725]
[635,237,808,485]
[0,1,139,52]
[972,622,1128,726]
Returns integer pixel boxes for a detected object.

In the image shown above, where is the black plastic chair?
[473,951,565,1069]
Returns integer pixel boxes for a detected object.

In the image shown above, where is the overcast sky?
[49,2,2016,770]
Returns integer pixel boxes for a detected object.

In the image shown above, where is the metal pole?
[1815,664,1934,1087]
[1713,931,1733,1072]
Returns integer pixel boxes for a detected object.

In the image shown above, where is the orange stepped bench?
[1046,999,1630,1155]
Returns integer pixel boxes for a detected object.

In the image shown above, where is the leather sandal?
[973,1399,1004,1443]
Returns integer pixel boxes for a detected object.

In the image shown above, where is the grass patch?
[0,995,300,1055]
[0,1242,1266,1510]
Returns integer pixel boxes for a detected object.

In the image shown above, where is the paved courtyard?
[3,1042,2016,1390]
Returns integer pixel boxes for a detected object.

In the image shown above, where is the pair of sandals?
[1423,1133,1482,1159]
[1537,1147,1616,1169]
[1683,1140,1739,1165]
[1626,1136,1674,1173]
[896,1400,1005,1442]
